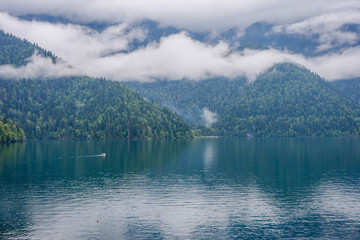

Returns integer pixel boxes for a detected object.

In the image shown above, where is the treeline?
[0,77,193,140]
[0,116,25,143]
[215,64,360,136]
[330,78,360,106]
[0,30,55,67]
[127,63,360,137]
[0,29,193,140]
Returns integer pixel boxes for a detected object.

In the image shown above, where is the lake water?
[1,138,360,239]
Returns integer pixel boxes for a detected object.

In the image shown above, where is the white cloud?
[0,53,81,79]
[0,12,147,65]
[274,10,360,51]
[202,108,218,127]
[0,0,359,31]
[1,12,360,82]
[299,47,360,81]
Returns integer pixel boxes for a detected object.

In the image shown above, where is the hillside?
[331,78,360,105]
[126,63,360,137]
[216,64,360,136]
[0,30,55,67]
[0,30,193,140]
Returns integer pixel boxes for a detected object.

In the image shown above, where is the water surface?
[1,138,360,239]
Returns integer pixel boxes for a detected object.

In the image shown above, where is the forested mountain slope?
[0,30,193,140]
[0,77,193,139]
[0,30,55,66]
[126,63,360,137]
[331,78,360,105]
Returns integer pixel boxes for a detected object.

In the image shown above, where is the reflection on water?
[1,138,360,239]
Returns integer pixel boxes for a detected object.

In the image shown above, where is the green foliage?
[0,30,55,67]
[127,63,360,137]
[0,116,25,143]
[126,77,247,127]
[215,63,360,136]
[331,78,360,105]
[0,77,193,140]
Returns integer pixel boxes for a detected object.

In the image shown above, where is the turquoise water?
[1,138,360,239]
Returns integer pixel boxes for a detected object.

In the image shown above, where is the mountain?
[125,77,247,127]
[215,64,360,136]
[125,63,360,137]
[238,22,360,57]
[0,30,56,67]
[0,30,193,140]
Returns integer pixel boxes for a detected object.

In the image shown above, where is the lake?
[1,138,360,239]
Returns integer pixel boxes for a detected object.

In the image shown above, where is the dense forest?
[1,28,360,139]
[215,64,360,136]
[126,63,360,137]
[0,30,55,66]
[0,30,193,141]
[0,116,25,143]
[331,78,360,105]
[0,77,193,140]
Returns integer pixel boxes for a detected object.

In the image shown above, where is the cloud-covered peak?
[1,0,360,32]
[273,10,360,52]
[0,4,360,82]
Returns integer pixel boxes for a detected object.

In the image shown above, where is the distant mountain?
[17,15,360,58]
[0,30,193,140]
[126,63,360,137]
[125,77,247,127]
[215,64,360,136]
[238,22,360,57]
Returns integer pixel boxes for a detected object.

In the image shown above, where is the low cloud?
[273,10,360,51]
[0,12,147,66]
[1,12,360,82]
[299,47,360,81]
[0,0,360,32]
[0,53,81,79]
[202,108,218,127]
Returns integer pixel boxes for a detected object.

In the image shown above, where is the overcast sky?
[0,0,360,81]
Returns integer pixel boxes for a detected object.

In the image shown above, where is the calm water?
[1,138,360,239]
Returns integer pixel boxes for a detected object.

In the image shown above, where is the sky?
[0,0,360,81]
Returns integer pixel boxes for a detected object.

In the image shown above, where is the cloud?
[299,47,360,81]
[273,10,360,51]
[0,53,81,79]
[1,12,360,82]
[0,0,360,31]
[81,32,231,81]
[0,12,147,65]
[202,108,218,127]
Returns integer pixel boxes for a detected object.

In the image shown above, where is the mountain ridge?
[0,29,194,140]
[126,63,360,137]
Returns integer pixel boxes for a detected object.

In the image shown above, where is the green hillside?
[216,64,360,136]
[126,63,360,137]
[0,30,55,67]
[0,77,193,140]
[0,30,193,140]
[331,78,360,105]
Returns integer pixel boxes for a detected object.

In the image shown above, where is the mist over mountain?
[0,1,360,138]
[126,63,360,136]
[0,30,193,140]
[0,5,359,82]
